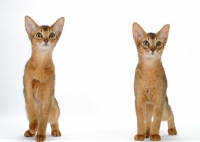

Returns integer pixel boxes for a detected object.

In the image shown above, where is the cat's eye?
[36,33,42,38]
[143,40,150,46]
[156,41,162,47]
[35,33,42,38]
[49,33,55,38]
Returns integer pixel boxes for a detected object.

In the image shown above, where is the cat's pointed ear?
[157,24,170,42]
[25,16,38,34]
[52,17,65,36]
[132,22,145,42]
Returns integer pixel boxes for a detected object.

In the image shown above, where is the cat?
[132,22,177,141]
[23,16,64,142]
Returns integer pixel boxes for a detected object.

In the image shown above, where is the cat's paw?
[134,134,145,141]
[51,130,61,137]
[150,134,161,141]
[24,130,35,137]
[168,128,177,135]
[35,134,46,142]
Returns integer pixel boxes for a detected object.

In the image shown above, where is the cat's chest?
[33,67,54,83]
[34,66,46,76]
[26,61,54,83]
[135,65,166,87]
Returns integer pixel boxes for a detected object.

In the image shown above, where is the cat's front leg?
[134,97,146,141]
[35,82,54,142]
[23,79,38,137]
[150,99,165,141]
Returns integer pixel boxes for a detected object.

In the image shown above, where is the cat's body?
[23,16,64,142]
[132,22,177,141]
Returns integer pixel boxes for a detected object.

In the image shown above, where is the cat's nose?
[150,48,156,52]
[44,39,49,43]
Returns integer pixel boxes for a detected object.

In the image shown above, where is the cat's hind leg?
[145,104,153,138]
[167,113,177,135]
[162,105,177,135]
[162,97,177,135]
[51,121,61,137]
[49,99,61,137]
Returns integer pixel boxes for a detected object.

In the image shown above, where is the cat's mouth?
[42,44,50,50]
[150,52,155,55]
[144,52,157,58]
[43,42,50,46]
[37,42,51,51]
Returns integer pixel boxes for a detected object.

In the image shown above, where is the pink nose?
[150,48,156,52]
[44,39,49,43]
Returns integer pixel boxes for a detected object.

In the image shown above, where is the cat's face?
[25,16,64,51]
[132,22,170,60]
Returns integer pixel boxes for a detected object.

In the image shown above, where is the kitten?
[132,22,177,141]
[23,16,64,142]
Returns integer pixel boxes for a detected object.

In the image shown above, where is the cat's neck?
[138,57,162,68]
[30,49,53,68]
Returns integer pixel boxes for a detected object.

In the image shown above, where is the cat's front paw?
[168,128,177,135]
[150,134,161,141]
[51,130,61,137]
[134,134,145,141]
[24,130,35,137]
[35,134,46,142]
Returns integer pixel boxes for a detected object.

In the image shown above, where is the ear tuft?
[52,17,65,35]
[132,22,145,42]
[25,16,38,34]
[157,24,170,42]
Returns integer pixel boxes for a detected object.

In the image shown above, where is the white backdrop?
[0,0,200,141]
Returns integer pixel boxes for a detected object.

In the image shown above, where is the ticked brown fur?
[132,22,177,141]
[23,16,64,142]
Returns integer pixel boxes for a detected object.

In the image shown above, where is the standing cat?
[23,16,64,142]
[132,22,177,141]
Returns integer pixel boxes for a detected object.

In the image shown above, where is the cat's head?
[132,22,170,60]
[25,16,65,51]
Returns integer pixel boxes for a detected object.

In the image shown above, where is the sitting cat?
[132,22,177,141]
[23,16,64,142]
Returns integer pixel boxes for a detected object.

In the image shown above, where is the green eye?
[36,33,42,38]
[156,41,162,47]
[143,40,150,46]
[49,33,55,38]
